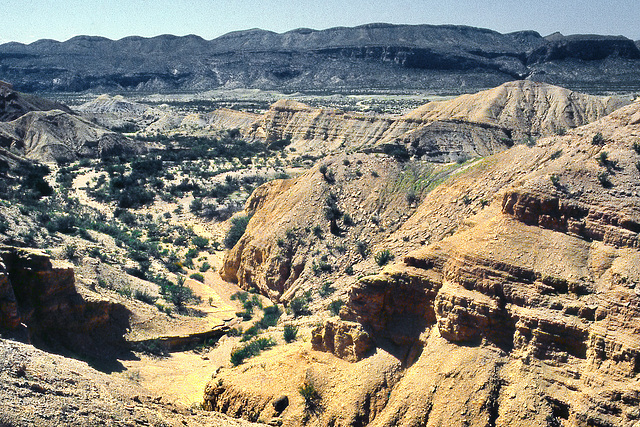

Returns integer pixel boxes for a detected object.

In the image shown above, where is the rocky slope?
[207,99,640,425]
[137,81,628,161]
[0,108,140,163]
[0,85,72,122]
[1,24,639,93]
[0,246,129,359]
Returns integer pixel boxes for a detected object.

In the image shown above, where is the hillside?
[1,24,640,93]
[206,98,640,425]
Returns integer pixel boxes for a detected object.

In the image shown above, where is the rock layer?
[0,246,130,358]
[209,99,640,426]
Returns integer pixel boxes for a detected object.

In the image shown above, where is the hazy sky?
[1,0,638,44]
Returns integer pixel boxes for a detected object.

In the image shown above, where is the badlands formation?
[0,79,638,427]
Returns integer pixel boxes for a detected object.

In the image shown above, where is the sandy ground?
[119,251,267,407]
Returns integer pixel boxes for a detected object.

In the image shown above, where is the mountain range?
[1,23,640,93]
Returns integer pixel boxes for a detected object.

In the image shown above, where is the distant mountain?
[1,23,639,93]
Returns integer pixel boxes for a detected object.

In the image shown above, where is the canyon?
[0,69,638,427]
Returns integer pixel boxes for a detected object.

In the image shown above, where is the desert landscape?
[1,19,639,427]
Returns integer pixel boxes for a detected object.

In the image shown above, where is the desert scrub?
[289,296,309,317]
[318,281,335,297]
[356,241,369,258]
[283,324,298,343]
[230,337,276,366]
[374,249,394,266]
[328,299,344,316]
[224,215,250,248]
[299,382,321,410]
[189,272,205,282]
[592,132,605,145]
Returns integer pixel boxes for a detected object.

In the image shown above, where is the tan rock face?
[241,80,627,158]
[0,246,130,357]
[209,100,640,426]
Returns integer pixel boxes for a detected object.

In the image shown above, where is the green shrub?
[345,265,354,275]
[230,337,276,366]
[283,324,298,343]
[633,142,640,154]
[597,151,609,166]
[356,241,369,258]
[597,171,612,188]
[592,132,605,145]
[134,289,157,304]
[64,244,78,260]
[298,383,320,409]
[257,305,282,329]
[318,281,335,297]
[289,296,309,317]
[328,299,344,316]
[374,249,394,266]
[550,174,561,187]
[224,215,250,248]
[199,262,211,272]
[192,235,209,249]
[189,273,205,282]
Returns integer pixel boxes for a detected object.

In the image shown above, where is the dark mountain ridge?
[1,23,639,93]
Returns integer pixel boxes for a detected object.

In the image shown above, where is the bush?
[289,296,309,317]
[318,281,335,297]
[592,132,605,145]
[192,235,209,249]
[199,262,211,272]
[633,142,640,154]
[319,165,335,183]
[189,273,205,282]
[224,215,250,249]
[284,324,298,343]
[230,337,276,366]
[374,249,394,266]
[328,299,344,316]
[597,171,612,188]
[134,289,157,304]
[356,241,369,258]
[64,244,78,261]
[257,305,282,329]
[298,383,320,409]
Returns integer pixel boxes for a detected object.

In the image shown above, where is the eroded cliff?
[207,99,640,426]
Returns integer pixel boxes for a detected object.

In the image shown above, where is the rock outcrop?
[236,81,626,157]
[220,82,630,304]
[0,85,72,122]
[0,109,140,163]
[209,99,640,426]
[0,246,130,358]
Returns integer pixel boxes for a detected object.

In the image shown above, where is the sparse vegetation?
[189,272,205,282]
[283,324,299,343]
[318,281,335,297]
[592,132,605,145]
[224,215,250,248]
[374,249,394,266]
[597,171,612,188]
[299,382,321,410]
[230,337,276,366]
[550,174,561,187]
[289,296,309,317]
[328,299,344,316]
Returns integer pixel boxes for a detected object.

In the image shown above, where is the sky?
[1,0,638,45]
